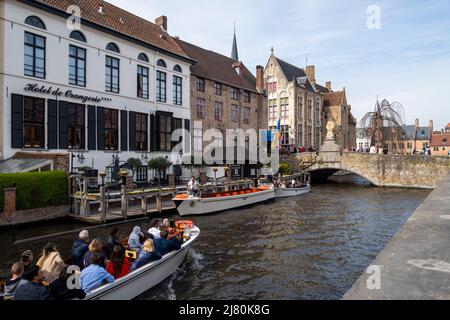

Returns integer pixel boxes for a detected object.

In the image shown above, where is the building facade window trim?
[173,75,182,105]
[157,59,167,68]
[25,16,46,30]
[105,55,120,93]
[138,53,149,62]
[196,98,205,119]
[104,108,119,150]
[156,70,167,102]
[69,30,87,43]
[23,96,45,149]
[68,103,86,149]
[196,78,205,92]
[173,64,182,73]
[106,42,120,53]
[69,45,87,87]
[137,65,149,99]
[215,82,222,96]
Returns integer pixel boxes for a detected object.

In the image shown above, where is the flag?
[272,119,281,149]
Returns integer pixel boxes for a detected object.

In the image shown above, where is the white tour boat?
[84,225,200,300]
[274,184,311,198]
[173,186,275,216]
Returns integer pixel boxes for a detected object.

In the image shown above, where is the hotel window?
[231,104,239,122]
[269,99,277,120]
[157,59,167,68]
[68,103,85,149]
[214,102,223,121]
[69,45,86,87]
[243,91,251,103]
[137,65,149,99]
[159,113,172,151]
[156,71,167,102]
[105,56,119,93]
[243,107,251,124]
[136,113,148,151]
[215,82,222,96]
[196,98,205,119]
[173,75,182,105]
[104,108,119,150]
[138,53,149,63]
[172,118,183,149]
[25,16,46,30]
[23,97,45,148]
[281,126,289,145]
[24,32,46,79]
[106,42,120,53]
[231,87,239,100]
[173,65,182,73]
[69,31,86,43]
[197,78,205,92]
[280,97,289,118]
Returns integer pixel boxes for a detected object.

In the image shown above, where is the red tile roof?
[26,0,192,61]
[430,133,450,147]
[175,38,258,93]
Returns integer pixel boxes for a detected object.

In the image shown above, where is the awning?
[0,158,53,174]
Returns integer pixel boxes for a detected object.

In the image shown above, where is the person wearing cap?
[72,230,90,268]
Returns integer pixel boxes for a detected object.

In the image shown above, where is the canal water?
[0,176,430,300]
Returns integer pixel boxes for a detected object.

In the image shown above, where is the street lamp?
[99,171,107,187]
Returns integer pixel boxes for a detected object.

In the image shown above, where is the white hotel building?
[0,0,194,180]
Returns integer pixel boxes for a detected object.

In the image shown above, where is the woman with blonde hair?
[36,242,65,284]
[131,239,162,271]
[82,239,107,269]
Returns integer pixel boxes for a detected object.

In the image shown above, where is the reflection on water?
[0,176,430,300]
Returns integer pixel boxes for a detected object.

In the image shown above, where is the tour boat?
[274,184,311,198]
[84,226,200,300]
[173,186,275,216]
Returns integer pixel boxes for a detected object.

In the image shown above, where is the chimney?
[415,118,419,130]
[305,65,316,85]
[256,65,264,92]
[429,120,433,134]
[326,81,332,91]
[155,15,168,32]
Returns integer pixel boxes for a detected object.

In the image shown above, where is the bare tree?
[360,99,406,150]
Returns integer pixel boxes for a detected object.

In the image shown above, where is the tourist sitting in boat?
[80,253,115,294]
[148,219,162,240]
[105,227,123,259]
[37,242,66,284]
[21,250,34,273]
[72,230,90,268]
[106,246,130,280]
[49,266,85,300]
[187,176,200,197]
[82,239,108,269]
[128,226,144,251]
[14,265,53,301]
[154,231,182,256]
[3,262,24,300]
[131,239,162,271]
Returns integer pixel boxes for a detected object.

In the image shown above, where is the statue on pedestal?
[326,120,336,140]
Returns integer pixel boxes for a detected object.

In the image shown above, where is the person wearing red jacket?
[106,246,130,280]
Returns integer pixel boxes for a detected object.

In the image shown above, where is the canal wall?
[343,173,450,300]
[0,205,70,227]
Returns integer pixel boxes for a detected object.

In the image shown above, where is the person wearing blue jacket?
[80,253,114,294]
[153,231,182,256]
[72,230,90,268]
[128,226,143,251]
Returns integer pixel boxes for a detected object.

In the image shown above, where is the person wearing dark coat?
[14,266,53,301]
[131,239,162,271]
[49,266,86,300]
[153,231,182,256]
[104,227,123,259]
[72,230,90,268]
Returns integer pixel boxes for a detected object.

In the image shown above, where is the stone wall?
[0,205,70,227]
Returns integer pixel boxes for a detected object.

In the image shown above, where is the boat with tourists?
[272,173,312,199]
[173,184,275,216]
[84,224,200,300]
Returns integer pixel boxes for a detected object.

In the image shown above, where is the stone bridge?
[286,144,450,189]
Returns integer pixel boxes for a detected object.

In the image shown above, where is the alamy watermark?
[367,5,381,30]
[366,265,381,290]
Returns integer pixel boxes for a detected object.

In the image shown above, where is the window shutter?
[11,94,24,149]
[150,114,156,151]
[97,107,105,150]
[87,105,96,150]
[47,99,58,149]
[144,114,149,151]
[121,110,128,151]
[59,101,68,150]
[129,111,136,151]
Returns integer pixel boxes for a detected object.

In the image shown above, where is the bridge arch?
[307,167,378,186]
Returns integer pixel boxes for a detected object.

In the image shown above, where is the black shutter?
[155,114,161,151]
[47,99,58,149]
[59,101,68,150]
[11,94,23,149]
[129,111,136,151]
[184,119,191,153]
[97,107,105,150]
[150,114,156,151]
[87,105,96,150]
[121,110,128,151]
[144,114,149,151]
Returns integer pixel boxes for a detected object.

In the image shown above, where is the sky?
[108,0,450,130]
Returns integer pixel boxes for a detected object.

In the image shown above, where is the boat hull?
[175,188,275,216]
[275,186,311,198]
[84,226,200,300]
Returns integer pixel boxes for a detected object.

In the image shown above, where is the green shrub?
[0,171,69,211]
[279,162,292,176]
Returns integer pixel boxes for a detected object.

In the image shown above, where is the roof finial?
[271,46,274,55]
[231,21,239,61]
